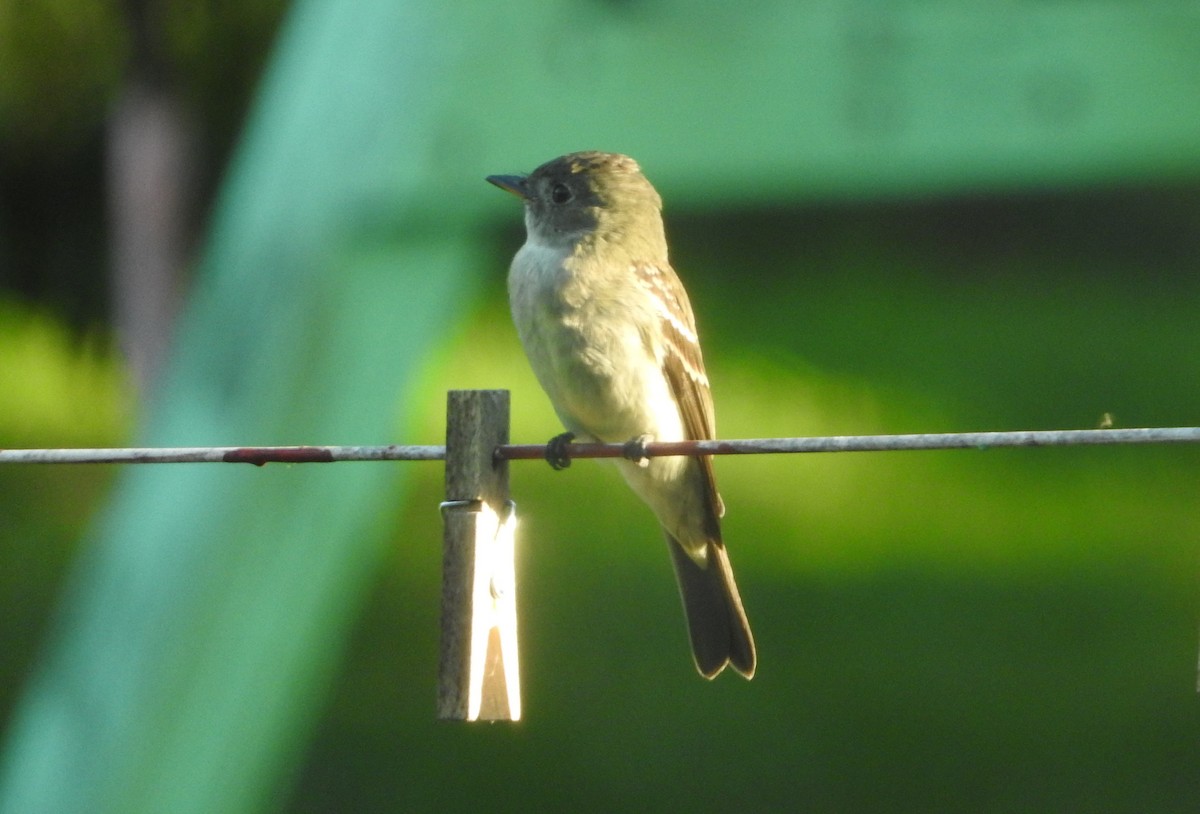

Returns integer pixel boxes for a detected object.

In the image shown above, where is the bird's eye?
[550,183,572,204]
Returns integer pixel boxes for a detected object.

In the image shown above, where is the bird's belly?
[526,314,682,444]
[508,242,683,443]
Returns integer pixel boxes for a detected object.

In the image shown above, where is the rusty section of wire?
[1,427,1197,466]
[0,444,446,465]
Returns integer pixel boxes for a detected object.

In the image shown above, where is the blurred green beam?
[447,3,1200,203]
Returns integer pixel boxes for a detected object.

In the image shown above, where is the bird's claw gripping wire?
[545,432,575,470]
[623,434,653,468]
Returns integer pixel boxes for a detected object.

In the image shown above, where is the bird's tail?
[666,534,756,679]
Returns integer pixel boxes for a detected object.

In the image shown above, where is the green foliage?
[0,0,287,159]
[0,0,126,156]
[0,299,132,446]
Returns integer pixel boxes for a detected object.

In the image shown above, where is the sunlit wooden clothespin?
[438,390,521,721]
[466,500,520,720]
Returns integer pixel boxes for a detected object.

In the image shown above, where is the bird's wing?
[635,262,725,525]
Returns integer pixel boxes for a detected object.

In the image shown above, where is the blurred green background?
[2,2,1199,812]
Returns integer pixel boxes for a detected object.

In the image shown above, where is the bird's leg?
[622,433,653,468]
[545,432,576,470]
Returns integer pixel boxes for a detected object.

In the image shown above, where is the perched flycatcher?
[487,151,755,679]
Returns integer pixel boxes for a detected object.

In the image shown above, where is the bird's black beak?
[486,174,528,199]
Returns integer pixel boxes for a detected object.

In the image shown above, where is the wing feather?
[634,263,725,527]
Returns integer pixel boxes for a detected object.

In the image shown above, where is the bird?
[486,151,755,679]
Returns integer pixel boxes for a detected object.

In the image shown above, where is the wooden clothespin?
[438,390,521,721]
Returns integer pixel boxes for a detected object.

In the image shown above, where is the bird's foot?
[623,434,653,468]
[545,432,576,470]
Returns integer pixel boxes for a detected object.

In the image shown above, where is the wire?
[2,427,1197,465]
